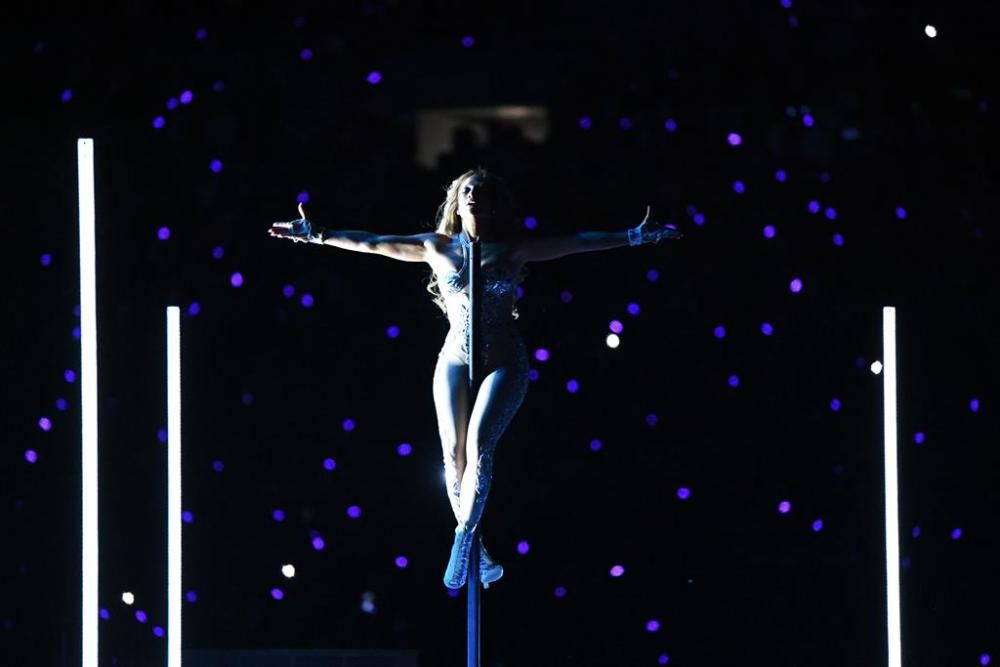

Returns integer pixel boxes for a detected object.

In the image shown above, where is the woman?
[268,168,681,590]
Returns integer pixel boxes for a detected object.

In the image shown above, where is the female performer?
[268,168,681,589]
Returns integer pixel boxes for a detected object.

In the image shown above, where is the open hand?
[638,205,683,243]
[268,202,313,243]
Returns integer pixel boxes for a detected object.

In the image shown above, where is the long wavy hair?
[425,168,527,318]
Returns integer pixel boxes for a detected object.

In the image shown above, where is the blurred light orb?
[606,333,620,348]
[281,564,295,578]
[925,25,937,38]
[870,360,883,375]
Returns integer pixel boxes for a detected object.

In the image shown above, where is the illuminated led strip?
[883,306,901,667]
[166,307,182,666]
[78,138,98,667]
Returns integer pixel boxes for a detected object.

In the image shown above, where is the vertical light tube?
[78,138,99,667]
[883,306,901,667]
[166,306,182,666]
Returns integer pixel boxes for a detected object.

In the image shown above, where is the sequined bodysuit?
[432,234,530,532]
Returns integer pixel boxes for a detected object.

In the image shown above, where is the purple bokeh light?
[664,118,678,133]
[951,528,963,540]
[970,397,980,412]
[713,325,726,339]
[732,180,745,194]
[212,460,224,472]
[212,246,224,259]
[272,509,285,522]
[56,398,68,411]
[789,278,803,293]
[523,215,538,229]
[812,519,824,532]
[830,398,842,412]
[311,536,325,551]
[394,556,408,568]
[775,169,787,182]
[212,80,225,93]
[895,206,907,220]
[182,511,193,523]
[646,619,661,632]
[824,207,837,220]
[778,500,792,514]
[646,269,659,282]
[25,450,38,464]
[300,293,314,308]
[166,97,179,110]
[761,322,774,335]
[64,369,76,383]
[282,284,295,298]
[808,200,821,214]
[802,113,814,127]
[397,442,412,456]
[299,48,313,61]
[728,375,740,388]
[209,159,223,173]
[517,540,530,555]
[38,417,52,432]
[323,458,337,471]
[99,608,110,620]
[152,116,166,129]
[157,227,170,241]
[186,591,198,603]
[61,89,73,103]
[554,586,567,598]
[609,564,625,577]
[157,428,168,443]
[618,117,632,130]
[152,626,165,638]
[40,253,52,266]
[187,302,200,316]
[347,505,362,519]
[534,348,550,362]
[195,28,208,40]
[913,432,925,444]
[135,610,148,623]
[646,413,658,426]
[366,71,382,84]
[386,325,400,338]
[566,379,580,393]
[627,302,640,315]
[609,320,623,334]
[727,132,742,146]
[271,588,284,600]
[763,225,776,238]
[832,233,844,246]
[578,116,592,130]
[461,36,475,47]
[179,90,193,104]
[677,487,691,500]
[230,272,243,287]
[342,418,355,431]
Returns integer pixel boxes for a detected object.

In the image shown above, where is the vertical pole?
[77,138,99,667]
[166,307,183,667]
[882,306,901,667]
[466,234,481,667]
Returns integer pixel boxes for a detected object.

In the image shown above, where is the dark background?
[3,1,998,666]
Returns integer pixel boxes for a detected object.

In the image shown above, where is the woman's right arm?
[268,203,442,263]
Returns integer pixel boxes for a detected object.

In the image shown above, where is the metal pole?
[466,233,482,667]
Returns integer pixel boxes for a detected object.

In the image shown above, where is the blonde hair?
[425,168,525,318]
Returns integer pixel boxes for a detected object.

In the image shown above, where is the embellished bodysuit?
[432,233,530,533]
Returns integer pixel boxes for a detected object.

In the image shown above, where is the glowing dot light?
[610,564,625,577]
[323,458,336,470]
[212,460,224,472]
[397,442,412,456]
[727,132,742,146]
[152,116,166,129]
[789,278,803,293]
[677,487,691,500]
[311,536,325,551]
[808,200,821,214]
[56,398,68,411]
[366,71,382,84]
[185,591,198,602]
[830,398,842,412]
[913,432,925,444]
[895,206,908,220]
[342,418,355,431]
[775,169,787,182]
[824,207,837,220]
[761,322,774,335]
[122,592,135,605]
[65,369,77,383]
[609,320,623,334]
[157,227,170,241]
[282,285,295,298]
[763,225,776,238]
[179,90,193,104]
[778,500,792,513]
[271,588,284,600]
[566,379,580,393]
[230,272,243,288]
[517,540,530,555]
[212,246,224,259]
[647,269,659,282]
[833,233,844,246]
[646,413,658,426]
[812,519,824,532]
[870,360,883,375]
[646,619,661,632]
[272,509,285,522]
[461,36,475,47]
[61,89,73,103]
[347,505,362,518]
[386,325,400,338]
[578,116,592,129]
[554,586,567,598]
[732,180,745,194]
[658,654,671,665]
[394,556,408,568]
[606,334,620,348]
[589,439,602,451]
[39,417,52,431]
[728,375,740,388]
[618,117,632,130]
[802,113,814,127]
[534,348,550,362]
[99,609,110,620]
[209,159,223,173]
[25,450,38,464]
[299,48,313,61]
[970,397,980,412]
[212,80,225,93]
[152,626,165,638]
[524,216,538,229]
[195,28,208,40]
[627,302,640,315]
[664,118,678,133]
[951,528,963,540]
[135,610,148,623]
[925,25,937,38]
[713,325,726,339]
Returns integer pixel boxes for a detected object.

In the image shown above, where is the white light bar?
[166,306,182,666]
[883,306,901,667]
[78,138,99,667]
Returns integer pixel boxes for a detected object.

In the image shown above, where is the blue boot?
[479,538,503,589]
[443,525,477,589]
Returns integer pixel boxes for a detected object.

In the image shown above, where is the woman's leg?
[432,353,470,523]
[457,363,529,530]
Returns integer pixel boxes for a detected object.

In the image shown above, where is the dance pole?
[466,233,482,666]
[882,307,901,667]
[166,307,183,667]
[77,138,99,667]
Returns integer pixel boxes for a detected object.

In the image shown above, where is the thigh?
[468,362,529,452]
[432,352,471,455]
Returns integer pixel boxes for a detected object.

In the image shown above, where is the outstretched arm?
[268,203,440,263]
[513,206,682,263]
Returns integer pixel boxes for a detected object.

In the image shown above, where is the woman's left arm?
[512,206,682,263]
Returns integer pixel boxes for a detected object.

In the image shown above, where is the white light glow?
[883,306,901,667]
[870,360,883,375]
[605,334,621,348]
[925,24,937,38]
[167,306,182,667]
[121,592,134,606]
[282,564,296,578]
[78,138,99,667]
